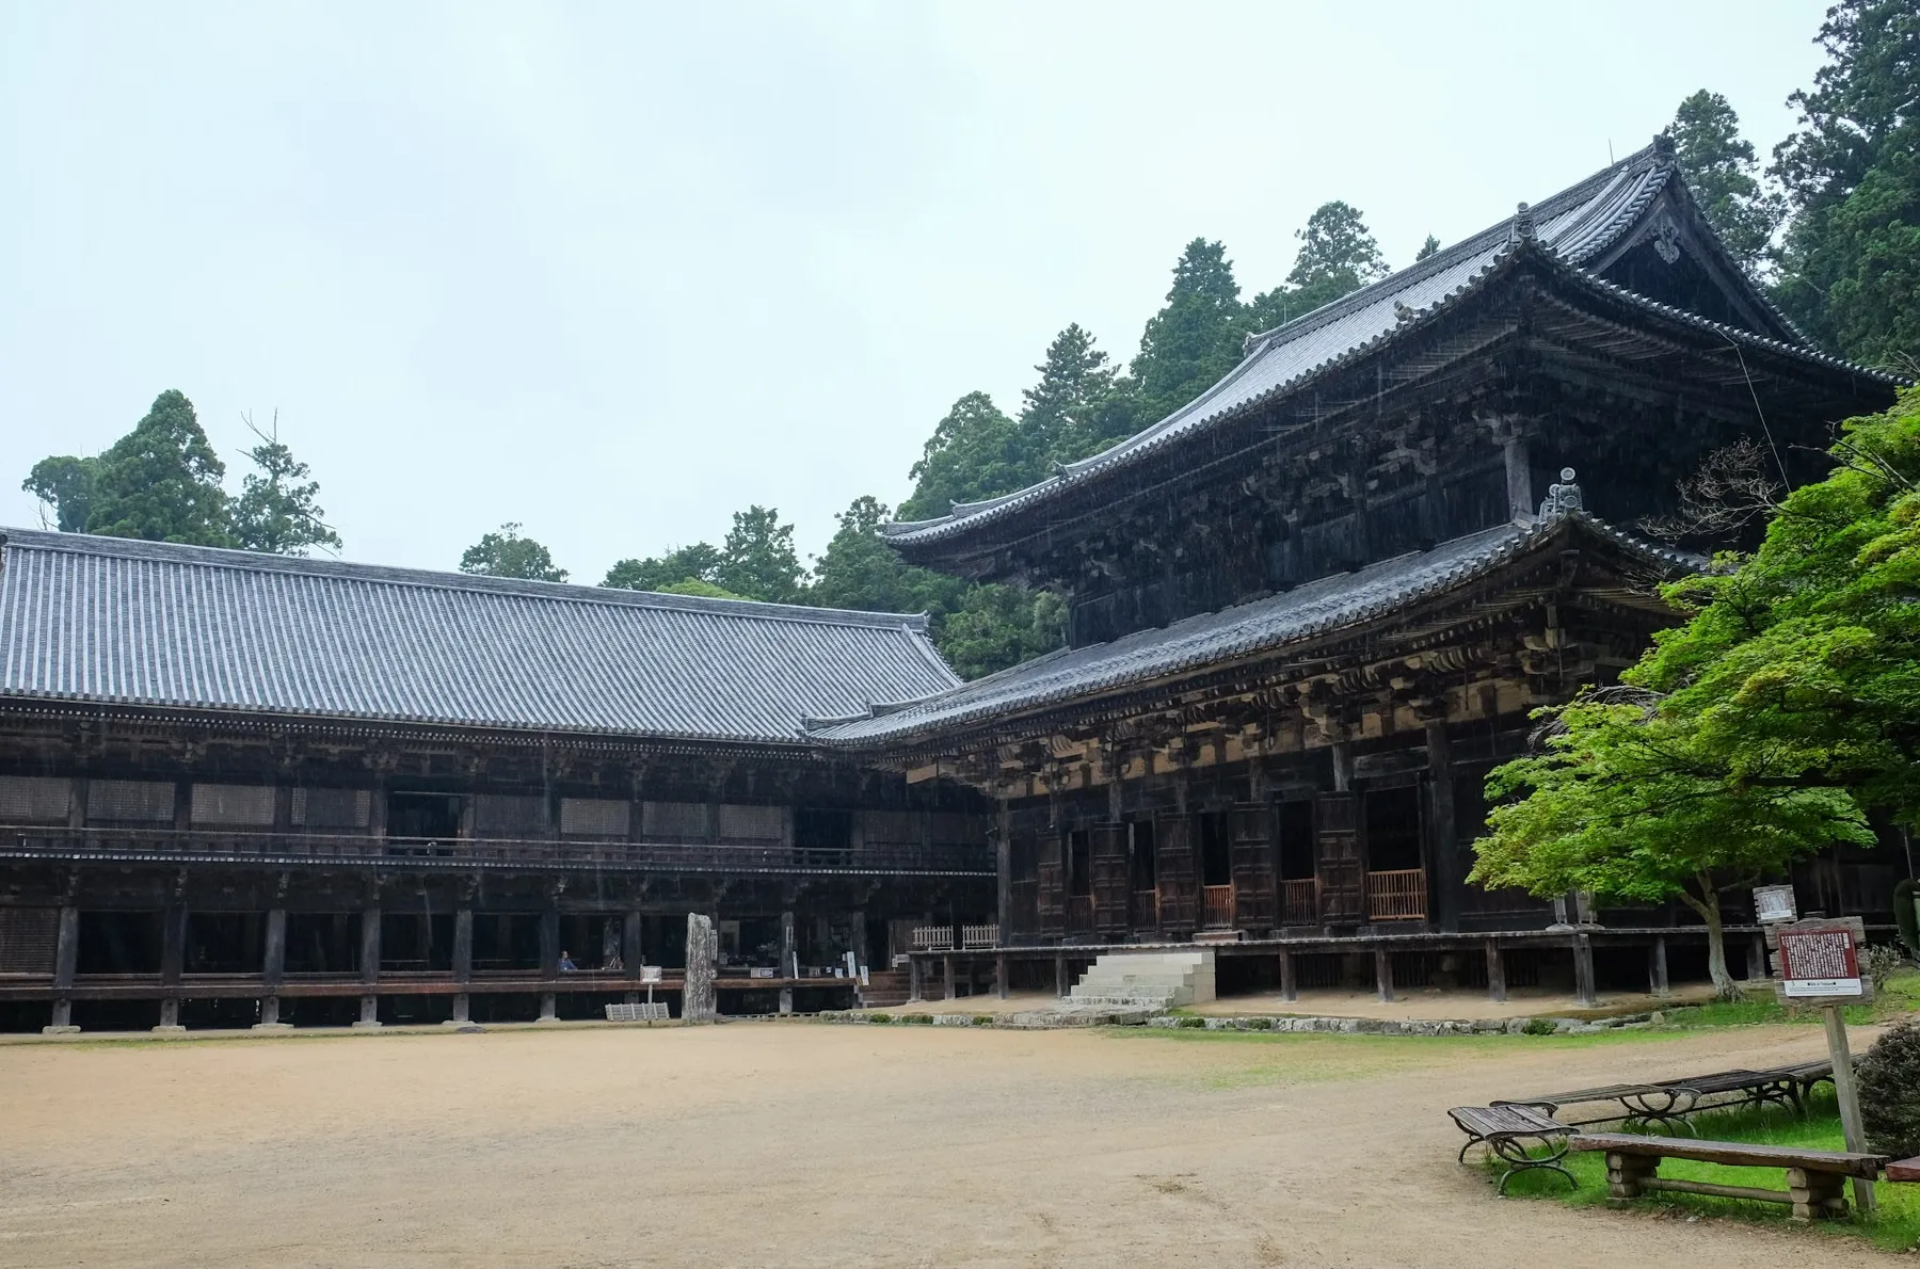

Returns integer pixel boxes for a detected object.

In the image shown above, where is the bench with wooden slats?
[1448,1104,1575,1193]
[605,1002,670,1022]
[1570,1133,1886,1221]
[1889,1157,1920,1184]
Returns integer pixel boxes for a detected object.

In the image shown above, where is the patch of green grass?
[1658,996,1877,1030]
[1494,1091,1920,1252]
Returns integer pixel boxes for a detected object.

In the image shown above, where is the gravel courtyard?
[0,1021,1876,1267]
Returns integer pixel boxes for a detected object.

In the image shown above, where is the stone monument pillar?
[683,913,717,1024]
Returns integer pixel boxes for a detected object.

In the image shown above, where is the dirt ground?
[0,1020,1882,1267]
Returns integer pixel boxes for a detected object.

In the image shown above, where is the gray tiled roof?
[0,529,959,743]
[812,512,1699,746]
[885,142,1878,549]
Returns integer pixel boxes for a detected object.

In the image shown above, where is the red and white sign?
[1776,925,1862,998]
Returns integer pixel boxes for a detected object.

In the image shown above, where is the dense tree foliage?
[1472,389,1920,995]
[23,391,340,555]
[459,523,568,582]
[1770,0,1919,367]
[1669,90,1783,272]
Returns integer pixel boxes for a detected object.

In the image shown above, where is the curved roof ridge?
[0,527,932,632]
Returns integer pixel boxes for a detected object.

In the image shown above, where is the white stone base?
[350,1020,383,1030]
[151,1025,187,1035]
[250,1022,294,1032]
[40,1025,80,1036]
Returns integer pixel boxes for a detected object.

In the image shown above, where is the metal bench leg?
[1490,1135,1577,1195]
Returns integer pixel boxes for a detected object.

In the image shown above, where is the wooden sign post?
[1766,916,1874,1214]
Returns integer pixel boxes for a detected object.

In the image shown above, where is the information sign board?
[1765,917,1870,1005]
[1752,884,1797,924]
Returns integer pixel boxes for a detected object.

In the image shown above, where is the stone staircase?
[1067,950,1216,1009]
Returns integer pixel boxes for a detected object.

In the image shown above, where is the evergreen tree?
[1245,202,1390,332]
[1284,200,1389,312]
[1770,0,1920,366]
[1415,234,1441,262]
[84,390,232,546]
[1668,90,1783,272]
[21,455,95,532]
[716,505,806,603]
[1017,324,1133,464]
[229,413,342,556]
[459,523,568,582]
[1130,239,1248,423]
[898,392,1026,522]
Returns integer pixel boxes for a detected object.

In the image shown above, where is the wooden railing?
[0,825,993,877]
[1130,889,1158,930]
[1281,878,1318,926]
[1201,885,1235,929]
[1366,869,1428,921]
[912,926,954,951]
[960,924,998,950]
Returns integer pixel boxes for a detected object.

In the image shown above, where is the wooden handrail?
[1202,885,1235,929]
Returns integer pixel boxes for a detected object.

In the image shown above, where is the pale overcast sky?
[0,2,1834,582]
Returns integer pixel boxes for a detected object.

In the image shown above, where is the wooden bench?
[604,1002,670,1022]
[1570,1133,1887,1221]
[1890,1157,1920,1184]
[1448,1105,1576,1194]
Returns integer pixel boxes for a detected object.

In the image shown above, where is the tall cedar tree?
[1668,90,1784,272]
[82,390,232,546]
[1130,239,1246,423]
[1473,388,1920,996]
[1019,323,1134,465]
[459,523,568,582]
[1770,0,1920,367]
[229,413,342,556]
[1246,201,1390,332]
[808,496,963,617]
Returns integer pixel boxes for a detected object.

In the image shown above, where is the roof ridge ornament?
[1653,130,1676,163]
[1538,467,1584,519]
[1509,201,1536,245]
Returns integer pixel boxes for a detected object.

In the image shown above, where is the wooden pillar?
[450,992,471,1025]
[1504,433,1533,519]
[1054,953,1067,998]
[539,992,557,1022]
[1278,947,1297,1003]
[156,899,187,1033]
[623,910,643,981]
[780,911,796,978]
[355,897,382,1029]
[452,907,473,985]
[1424,720,1459,933]
[359,902,382,986]
[1374,947,1394,1003]
[46,904,80,1033]
[943,953,956,1001]
[1572,931,1597,1007]
[1648,936,1669,997]
[256,906,289,1030]
[996,953,1008,1000]
[995,799,1012,944]
[1485,939,1507,1003]
[908,956,922,1003]
[1746,931,1768,983]
[1330,743,1353,794]
[539,906,560,980]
